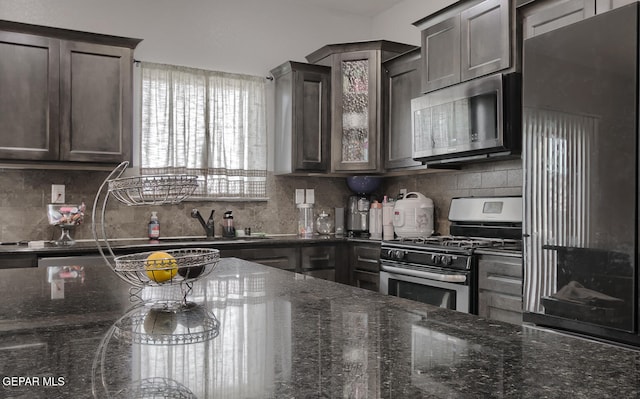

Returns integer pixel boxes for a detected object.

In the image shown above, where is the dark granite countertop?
[0,235,352,257]
[0,257,636,398]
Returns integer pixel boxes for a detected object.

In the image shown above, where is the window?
[140,62,267,200]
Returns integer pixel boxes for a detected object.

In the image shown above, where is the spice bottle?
[148,211,160,240]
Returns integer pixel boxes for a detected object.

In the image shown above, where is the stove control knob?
[385,249,395,259]
[393,250,405,260]
[440,255,452,266]
[430,254,440,265]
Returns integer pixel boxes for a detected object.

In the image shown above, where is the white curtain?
[140,62,267,199]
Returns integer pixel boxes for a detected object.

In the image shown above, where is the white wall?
[0,0,373,76]
[371,0,457,45]
[1,0,461,73]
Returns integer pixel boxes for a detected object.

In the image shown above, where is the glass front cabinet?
[306,41,416,173]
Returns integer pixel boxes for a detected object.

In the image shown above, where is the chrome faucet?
[191,209,215,238]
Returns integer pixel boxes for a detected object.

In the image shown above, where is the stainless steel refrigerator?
[522,3,639,345]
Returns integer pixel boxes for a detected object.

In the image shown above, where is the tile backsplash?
[0,158,522,242]
[382,159,523,235]
[0,168,352,242]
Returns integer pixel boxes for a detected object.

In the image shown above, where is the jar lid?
[319,210,329,216]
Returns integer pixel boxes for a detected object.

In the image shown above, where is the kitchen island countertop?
[0,257,638,398]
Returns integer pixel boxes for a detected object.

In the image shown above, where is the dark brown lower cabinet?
[221,247,299,272]
[478,253,523,325]
[349,241,381,292]
[0,253,38,269]
[220,242,349,284]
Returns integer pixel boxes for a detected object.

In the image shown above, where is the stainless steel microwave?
[411,73,521,165]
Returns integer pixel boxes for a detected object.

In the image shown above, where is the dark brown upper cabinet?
[0,20,141,164]
[520,0,636,40]
[382,48,423,170]
[271,61,331,175]
[415,0,512,93]
[306,40,416,173]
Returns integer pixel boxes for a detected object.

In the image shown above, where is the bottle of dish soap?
[148,211,160,240]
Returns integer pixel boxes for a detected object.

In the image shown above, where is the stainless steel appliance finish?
[522,3,640,346]
[411,72,521,165]
[380,196,522,314]
[346,194,369,235]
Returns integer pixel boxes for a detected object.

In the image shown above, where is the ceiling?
[300,0,407,17]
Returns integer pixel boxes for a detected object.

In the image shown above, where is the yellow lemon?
[145,251,178,283]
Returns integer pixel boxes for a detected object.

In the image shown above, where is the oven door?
[380,263,470,313]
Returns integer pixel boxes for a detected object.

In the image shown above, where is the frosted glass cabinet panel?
[331,51,378,171]
[341,57,371,164]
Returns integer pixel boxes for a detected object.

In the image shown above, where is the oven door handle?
[380,264,467,283]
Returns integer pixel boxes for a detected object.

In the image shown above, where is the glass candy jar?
[316,210,333,235]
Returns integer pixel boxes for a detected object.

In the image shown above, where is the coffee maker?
[345,176,382,237]
[347,194,370,236]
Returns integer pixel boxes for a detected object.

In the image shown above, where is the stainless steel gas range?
[380,196,522,314]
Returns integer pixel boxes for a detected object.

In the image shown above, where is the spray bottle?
[148,211,160,240]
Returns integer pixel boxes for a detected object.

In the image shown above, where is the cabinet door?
[383,50,423,170]
[221,247,299,271]
[460,0,510,81]
[349,242,380,291]
[60,40,133,163]
[301,245,336,281]
[595,0,636,13]
[0,31,60,161]
[332,51,381,172]
[293,66,331,171]
[420,16,461,93]
[478,254,523,324]
[522,0,596,39]
[0,254,38,269]
[353,270,380,292]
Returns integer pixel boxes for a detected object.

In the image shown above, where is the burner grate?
[396,236,521,250]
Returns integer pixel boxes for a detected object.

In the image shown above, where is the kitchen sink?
[156,236,271,244]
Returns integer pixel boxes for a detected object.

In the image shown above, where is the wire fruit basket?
[108,174,198,206]
[92,161,219,296]
[114,248,219,287]
[92,302,219,398]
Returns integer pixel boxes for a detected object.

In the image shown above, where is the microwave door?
[453,98,471,147]
[411,73,517,164]
[431,102,454,151]
[469,92,498,144]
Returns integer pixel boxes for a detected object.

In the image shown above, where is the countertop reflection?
[0,258,638,398]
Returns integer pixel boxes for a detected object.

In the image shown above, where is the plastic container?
[383,198,395,240]
[148,211,160,239]
[316,210,333,235]
[297,203,314,238]
[369,201,383,240]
